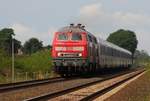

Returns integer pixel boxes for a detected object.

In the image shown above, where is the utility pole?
[12,36,15,82]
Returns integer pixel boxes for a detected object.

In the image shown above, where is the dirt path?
[105,69,150,101]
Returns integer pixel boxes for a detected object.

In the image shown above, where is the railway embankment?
[105,67,150,101]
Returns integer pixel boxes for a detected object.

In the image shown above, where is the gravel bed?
[49,70,142,101]
[0,69,133,101]
[0,76,105,101]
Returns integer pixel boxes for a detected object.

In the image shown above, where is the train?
[52,24,132,76]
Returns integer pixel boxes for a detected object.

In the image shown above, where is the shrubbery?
[0,50,11,70]
[0,49,53,83]
[15,49,52,73]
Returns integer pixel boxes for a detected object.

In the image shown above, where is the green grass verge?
[15,49,53,73]
[0,49,53,83]
[0,50,11,70]
[140,67,150,101]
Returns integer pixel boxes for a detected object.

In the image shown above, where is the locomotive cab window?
[71,33,82,40]
[88,35,92,42]
[57,33,68,40]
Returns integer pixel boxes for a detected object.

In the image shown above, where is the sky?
[0,0,150,54]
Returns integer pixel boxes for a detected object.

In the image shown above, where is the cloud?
[113,12,150,28]
[40,27,56,45]
[79,3,103,17]
[79,3,150,28]
[10,23,56,45]
[78,3,108,26]
[115,0,129,3]
[136,30,150,53]
[78,2,150,53]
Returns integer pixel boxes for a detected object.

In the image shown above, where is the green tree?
[23,38,43,55]
[44,45,52,50]
[0,28,21,55]
[107,29,138,55]
[0,28,14,54]
[135,50,150,61]
[14,39,22,53]
[134,50,150,66]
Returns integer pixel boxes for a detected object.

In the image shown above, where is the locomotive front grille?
[53,57,88,67]
[57,53,82,57]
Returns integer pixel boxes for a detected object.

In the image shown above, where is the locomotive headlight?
[57,53,61,56]
[78,53,82,57]
[55,47,66,51]
[73,47,84,51]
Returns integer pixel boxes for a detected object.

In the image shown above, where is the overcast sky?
[0,0,150,54]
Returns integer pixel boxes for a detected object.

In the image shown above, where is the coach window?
[93,37,97,44]
[110,48,112,56]
[112,49,115,56]
[109,47,111,56]
[116,50,119,57]
[104,46,107,55]
[101,45,103,55]
[124,53,125,58]
[102,46,104,55]
[116,50,118,56]
[119,51,121,57]
[114,49,116,56]
[110,48,113,56]
[104,46,106,55]
[58,33,68,40]
[107,47,109,55]
[120,52,122,57]
[123,53,125,58]
[103,46,105,55]
[106,47,108,55]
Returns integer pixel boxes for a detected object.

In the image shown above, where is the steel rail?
[24,68,144,101]
[80,69,145,101]
[0,77,72,93]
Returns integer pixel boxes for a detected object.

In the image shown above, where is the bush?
[0,50,11,70]
[15,49,52,73]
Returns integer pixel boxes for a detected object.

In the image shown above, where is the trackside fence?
[5,71,57,83]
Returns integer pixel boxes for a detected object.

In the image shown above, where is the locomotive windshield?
[71,33,82,41]
[58,33,68,40]
[57,32,82,41]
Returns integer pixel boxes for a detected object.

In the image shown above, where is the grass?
[15,49,53,73]
[0,50,11,70]
[0,50,12,83]
[143,65,150,101]
[0,49,53,83]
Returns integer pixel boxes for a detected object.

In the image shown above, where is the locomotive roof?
[58,26,95,37]
[58,26,86,33]
[98,37,132,55]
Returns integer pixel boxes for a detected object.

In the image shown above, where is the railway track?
[0,76,70,93]
[25,68,145,101]
[0,72,113,101]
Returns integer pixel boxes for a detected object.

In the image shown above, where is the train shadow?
[70,67,132,78]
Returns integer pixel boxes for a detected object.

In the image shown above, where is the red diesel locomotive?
[52,24,132,75]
